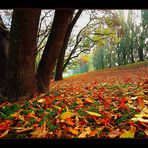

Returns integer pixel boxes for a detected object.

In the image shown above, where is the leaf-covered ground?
[0,62,148,138]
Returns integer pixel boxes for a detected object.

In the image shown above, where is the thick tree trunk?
[7,9,41,99]
[36,9,74,93]
[54,10,82,81]
[0,17,9,95]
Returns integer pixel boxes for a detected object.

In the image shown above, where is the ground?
[0,61,148,138]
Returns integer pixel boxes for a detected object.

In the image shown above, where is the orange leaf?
[68,128,79,135]
[76,98,83,104]
[65,118,74,126]
[84,98,94,104]
[137,97,145,110]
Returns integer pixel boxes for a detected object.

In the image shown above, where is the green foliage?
[0,104,20,119]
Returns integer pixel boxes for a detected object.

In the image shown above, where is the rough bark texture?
[0,16,9,94]
[7,9,41,99]
[36,9,74,93]
[54,10,83,81]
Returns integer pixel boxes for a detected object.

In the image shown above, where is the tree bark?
[0,16,9,94]
[138,48,144,61]
[54,9,83,81]
[36,9,74,93]
[7,9,41,99]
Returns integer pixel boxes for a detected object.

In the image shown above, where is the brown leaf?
[0,130,9,138]
[78,127,91,138]
[13,127,34,133]
[30,122,48,138]
[108,128,121,138]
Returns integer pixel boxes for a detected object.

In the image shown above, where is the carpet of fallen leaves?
[0,63,148,139]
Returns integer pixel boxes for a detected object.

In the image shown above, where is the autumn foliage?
[0,63,148,138]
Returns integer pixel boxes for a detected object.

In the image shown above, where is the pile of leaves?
[0,64,148,138]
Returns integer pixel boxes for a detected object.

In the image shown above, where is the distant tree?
[7,9,41,99]
[138,10,148,61]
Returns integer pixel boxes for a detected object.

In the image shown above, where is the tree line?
[67,10,148,75]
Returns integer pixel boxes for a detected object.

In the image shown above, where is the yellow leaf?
[131,117,148,123]
[120,126,136,138]
[144,129,148,136]
[14,127,33,133]
[86,111,101,117]
[52,105,62,110]
[68,128,79,135]
[131,113,148,123]
[131,96,138,100]
[31,122,48,138]
[135,114,148,118]
[0,130,9,138]
[141,106,148,114]
[38,99,46,103]
[78,127,91,138]
[59,111,74,120]
[84,98,94,103]
[10,110,24,120]
[76,98,83,104]
[137,91,144,96]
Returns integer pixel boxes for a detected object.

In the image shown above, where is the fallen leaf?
[78,127,91,138]
[30,122,48,138]
[59,111,74,120]
[68,127,79,135]
[131,113,148,123]
[108,129,121,138]
[14,127,34,133]
[84,98,94,103]
[52,105,62,110]
[131,117,148,123]
[120,126,136,138]
[86,111,101,117]
[144,129,148,136]
[137,97,145,110]
[65,118,74,126]
[0,130,9,138]
[38,99,46,103]
[76,98,83,104]
[140,106,148,114]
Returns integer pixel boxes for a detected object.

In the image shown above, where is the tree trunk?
[0,16,9,95]
[130,29,135,63]
[7,9,41,99]
[138,48,144,61]
[36,9,74,93]
[54,48,66,81]
[54,9,82,81]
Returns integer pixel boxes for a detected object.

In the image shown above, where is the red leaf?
[98,93,103,99]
